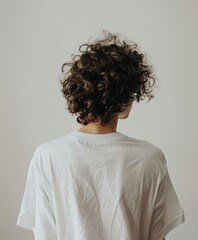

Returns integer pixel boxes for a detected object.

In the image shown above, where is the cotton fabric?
[16,131,185,240]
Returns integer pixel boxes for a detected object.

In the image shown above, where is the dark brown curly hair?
[59,31,156,126]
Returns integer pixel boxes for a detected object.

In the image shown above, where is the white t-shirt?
[16,131,185,240]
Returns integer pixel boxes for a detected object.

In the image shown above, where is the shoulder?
[31,135,67,168]
[34,134,68,155]
[122,135,167,178]
[123,135,166,159]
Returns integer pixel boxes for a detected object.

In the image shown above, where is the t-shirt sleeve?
[148,164,185,240]
[16,147,57,240]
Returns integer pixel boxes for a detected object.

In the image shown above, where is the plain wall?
[1,0,197,239]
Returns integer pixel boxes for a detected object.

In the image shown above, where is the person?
[16,31,185,240]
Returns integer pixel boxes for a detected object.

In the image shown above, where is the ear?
[118,102,133,119]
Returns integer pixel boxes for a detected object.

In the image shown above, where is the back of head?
[60,30,156,126]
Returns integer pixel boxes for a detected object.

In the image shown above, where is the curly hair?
[59,31,156,126]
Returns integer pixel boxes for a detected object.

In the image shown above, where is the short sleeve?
[16,147,57,240]
[148,166,185,240]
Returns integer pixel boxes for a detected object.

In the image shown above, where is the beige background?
[1,0,197,239]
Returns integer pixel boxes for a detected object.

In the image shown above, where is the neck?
[78,115,119,134]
